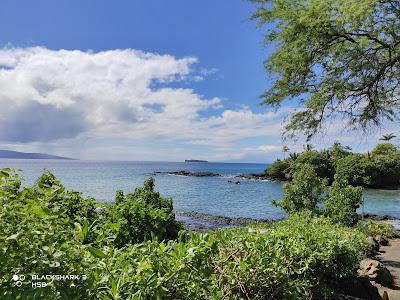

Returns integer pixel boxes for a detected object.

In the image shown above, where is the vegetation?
[0,169,373,299]
[273,163,363,226]
[357,219,398,238]
[265,142,400,189]
[273,164,326,214]
[252,0,400,139]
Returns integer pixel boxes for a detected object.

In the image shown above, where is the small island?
[185,159,208,163]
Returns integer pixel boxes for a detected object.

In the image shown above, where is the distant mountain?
[0,150,75,160]
[185,159,208,163]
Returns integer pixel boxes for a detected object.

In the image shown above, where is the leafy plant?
[273,164,326,214]
[357,219,397,238]
[112,178,183,247]
[324,175,363,226]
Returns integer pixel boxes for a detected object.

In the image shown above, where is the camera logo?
[12,274,25,287]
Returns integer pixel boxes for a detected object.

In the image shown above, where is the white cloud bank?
[0,47,285,160]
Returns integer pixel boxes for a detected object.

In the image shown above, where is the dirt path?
[374,239,400,299]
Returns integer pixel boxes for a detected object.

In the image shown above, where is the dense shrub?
[265,143,400,189]
[276,167,364,227]
[92,213,369,300]
[324,175,363,226]
[371,143,398,156]
[336,152,400,189]
[265,158,291,180]
[273,164,326,214]
[0,169,374,299]
[357,219,397,238]
[335,154,371,187]
[212,213,368,299]
[294,150,335,181]
[112,178,182,247]
[0,169,94,299]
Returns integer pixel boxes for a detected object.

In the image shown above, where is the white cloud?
[0,47,286,159]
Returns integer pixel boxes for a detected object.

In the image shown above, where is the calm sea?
[0,159,399,219]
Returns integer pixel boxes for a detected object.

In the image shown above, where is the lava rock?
[375,235,389,246]
[358,259,393,287]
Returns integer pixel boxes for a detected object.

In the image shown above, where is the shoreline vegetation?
[241,142,400,190]
[1,167,398,299]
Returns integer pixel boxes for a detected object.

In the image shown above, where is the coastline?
[176,210,399,232]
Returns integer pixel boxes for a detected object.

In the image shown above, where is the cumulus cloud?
[0,47,284,152]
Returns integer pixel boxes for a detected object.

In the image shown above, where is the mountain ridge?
[0,150,75,160]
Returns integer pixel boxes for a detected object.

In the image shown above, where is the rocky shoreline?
[176,210,398,232]
[153,170,221,177]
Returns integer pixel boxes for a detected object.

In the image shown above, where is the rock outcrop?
[359,259,393,287]
[168,171,221,177]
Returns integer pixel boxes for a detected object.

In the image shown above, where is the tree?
[371,143,398,155]
[329,141,351,161]
[282,145,290,158]
[324,174,363,226]
[273,164,326,214]
[252,0,400,140]
[380,133,397,141]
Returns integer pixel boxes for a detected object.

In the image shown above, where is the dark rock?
[235,181,240,184]
[375,235,389,246]
[176,210,274,227]
[169,171,221,177]
[367,236,380,253]
[360,213,395,221]
[336,276,382,300]
[359,259,393,287]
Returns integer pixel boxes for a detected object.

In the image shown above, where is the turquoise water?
[0,159,399,219]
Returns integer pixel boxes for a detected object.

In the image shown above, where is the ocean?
[0,159,399,219]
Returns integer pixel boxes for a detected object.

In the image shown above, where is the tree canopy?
[252,0,400,139]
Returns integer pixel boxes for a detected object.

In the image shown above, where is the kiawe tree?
[252,0,400,139]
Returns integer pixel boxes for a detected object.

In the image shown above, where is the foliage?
[252,0,400,139]
[324,175,363,226]
[293,150,335,181]
[265,158,291,180]
[0,169,94,299]
[112,178,182,247]
[212,213,369,299]
[329,142,351,161]
[335,151,400,188]
[357,219,397,238]
[92,213,369,300]
[0,169,372,299]
[266,142,400,189]
[273,164,326,214]
[371,143,398,156]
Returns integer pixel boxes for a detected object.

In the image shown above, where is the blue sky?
[0,1,395,162]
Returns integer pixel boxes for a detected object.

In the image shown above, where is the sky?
[0,0,396,162]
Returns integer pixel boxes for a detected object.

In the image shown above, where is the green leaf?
[87,246,107,258]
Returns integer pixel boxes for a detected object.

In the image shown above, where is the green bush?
[324,175,363,226]
[357,219,397,238]
[112,178,183,247]
[265,142,400,189]
[294,150,335,181]
[212,213,369,299]
[0,169,374,299]
[336,153,400,189]
[92,213,369,300]
[273,164,326,214]
[265,159,291,180]
[371,143,398,156]
[0,169,94,299]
